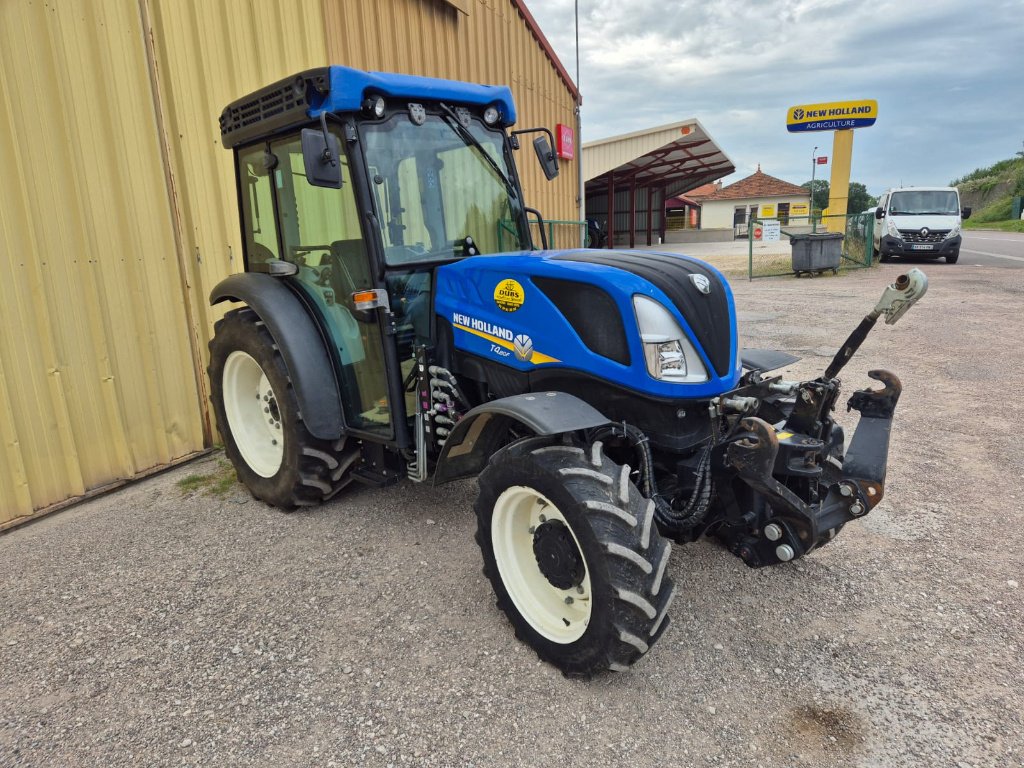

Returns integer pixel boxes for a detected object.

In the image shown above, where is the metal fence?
[499,219,589,251]
[747,212,875,279]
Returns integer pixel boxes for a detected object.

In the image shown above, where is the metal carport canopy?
[583,119,734,197]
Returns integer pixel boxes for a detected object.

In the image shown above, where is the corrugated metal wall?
[0,0,206,525]
[0,0,578,526]
[319,0,578,224]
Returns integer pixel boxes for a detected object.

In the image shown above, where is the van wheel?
[945,250,959,264]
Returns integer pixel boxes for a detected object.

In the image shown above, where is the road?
[959,230,1024,268]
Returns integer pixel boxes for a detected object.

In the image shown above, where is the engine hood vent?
[551,250,733,377]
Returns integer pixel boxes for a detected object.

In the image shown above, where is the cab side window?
[238,144,281,265]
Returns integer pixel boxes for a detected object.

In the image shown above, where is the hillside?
[953,155,1024,230]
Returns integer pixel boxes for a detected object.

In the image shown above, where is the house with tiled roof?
[699,165,810,230]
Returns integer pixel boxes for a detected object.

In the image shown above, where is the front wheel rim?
[491,486,593,644]
[222,351,284,478]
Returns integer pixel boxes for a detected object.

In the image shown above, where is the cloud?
[527,0,1024,192]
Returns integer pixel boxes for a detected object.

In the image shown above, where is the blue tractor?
[210,67,927,676]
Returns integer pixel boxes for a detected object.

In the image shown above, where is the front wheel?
[208,308,360,508]
[945,250,959,264]
[475,437,675,677]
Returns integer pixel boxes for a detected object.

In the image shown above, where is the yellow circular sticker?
[494,278,525,312]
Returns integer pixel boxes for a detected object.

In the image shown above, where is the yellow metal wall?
[0,0,578,524]
[0,0,206,525]
[319,0,579,223]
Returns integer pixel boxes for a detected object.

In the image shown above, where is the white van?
[872,186,971,264]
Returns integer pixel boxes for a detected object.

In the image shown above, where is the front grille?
[898,229,948,243]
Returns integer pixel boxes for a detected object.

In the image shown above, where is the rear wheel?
[475,437,675,677]
[208,308,359,508]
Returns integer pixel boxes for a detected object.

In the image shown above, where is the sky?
[526,0,1024,195]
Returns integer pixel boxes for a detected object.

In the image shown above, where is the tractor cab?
[218,67,555,461]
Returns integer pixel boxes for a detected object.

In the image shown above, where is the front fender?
[211,274,344,440]
[433,392,609,485]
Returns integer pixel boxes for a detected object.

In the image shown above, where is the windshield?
[362,114,528,265]
[889,190,959,216]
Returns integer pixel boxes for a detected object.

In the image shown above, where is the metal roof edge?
[510,0,581,104]
[582,119,699,149]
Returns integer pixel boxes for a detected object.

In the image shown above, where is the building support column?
[646,187,654,246]
[629,180,636,249]
[606,173,615,248]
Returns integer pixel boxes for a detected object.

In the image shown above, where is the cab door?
[240,132,395,439]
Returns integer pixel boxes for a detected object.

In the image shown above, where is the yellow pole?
[825,129,854,231]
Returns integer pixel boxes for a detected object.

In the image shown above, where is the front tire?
[475,437,675,677]
[208,308,359,508]
[945,250,959,264]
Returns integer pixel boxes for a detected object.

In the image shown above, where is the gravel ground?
[2,263,1022,767]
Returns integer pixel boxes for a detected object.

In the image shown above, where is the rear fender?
[211,273,344,440]
[433,392,609,485]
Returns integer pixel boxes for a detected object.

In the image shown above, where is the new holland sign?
[786,99,878,133]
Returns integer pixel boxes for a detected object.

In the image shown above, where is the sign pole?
[826,129,854,232]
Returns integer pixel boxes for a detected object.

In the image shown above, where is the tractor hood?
[434,249,740,400]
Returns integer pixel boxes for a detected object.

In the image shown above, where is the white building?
[691,166,810,231]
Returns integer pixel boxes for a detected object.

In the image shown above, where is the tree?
[801,180,877,213]
[848,182,878,213]
[801,180,829,212]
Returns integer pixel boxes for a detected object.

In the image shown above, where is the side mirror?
[532,135,559,181]
[961,207,972,220]
[874,206,884,220]
[301,127,342,188]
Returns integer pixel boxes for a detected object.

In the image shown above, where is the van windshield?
[889,191,959,216]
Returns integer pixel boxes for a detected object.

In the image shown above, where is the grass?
[177,458,239,498]
[964,218,1024,233]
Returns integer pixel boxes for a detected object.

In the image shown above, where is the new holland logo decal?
[689,274,711,294]
[451,312,559,365]
[512,334,534,362]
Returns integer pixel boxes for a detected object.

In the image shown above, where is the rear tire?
[208,308,359,509]
[475,437,675,677]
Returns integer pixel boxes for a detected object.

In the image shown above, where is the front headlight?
[642,336,687,379]
[887,218,901,238]
[944,223,961,239]
[633,295,709,383]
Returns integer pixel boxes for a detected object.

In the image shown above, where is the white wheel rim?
[491,486,592,644]
[222,351,284,478]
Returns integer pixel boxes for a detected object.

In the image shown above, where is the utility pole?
[575,0,584,228]
[810,145,818,225]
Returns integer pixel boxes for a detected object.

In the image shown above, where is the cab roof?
[220,66,517,149]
